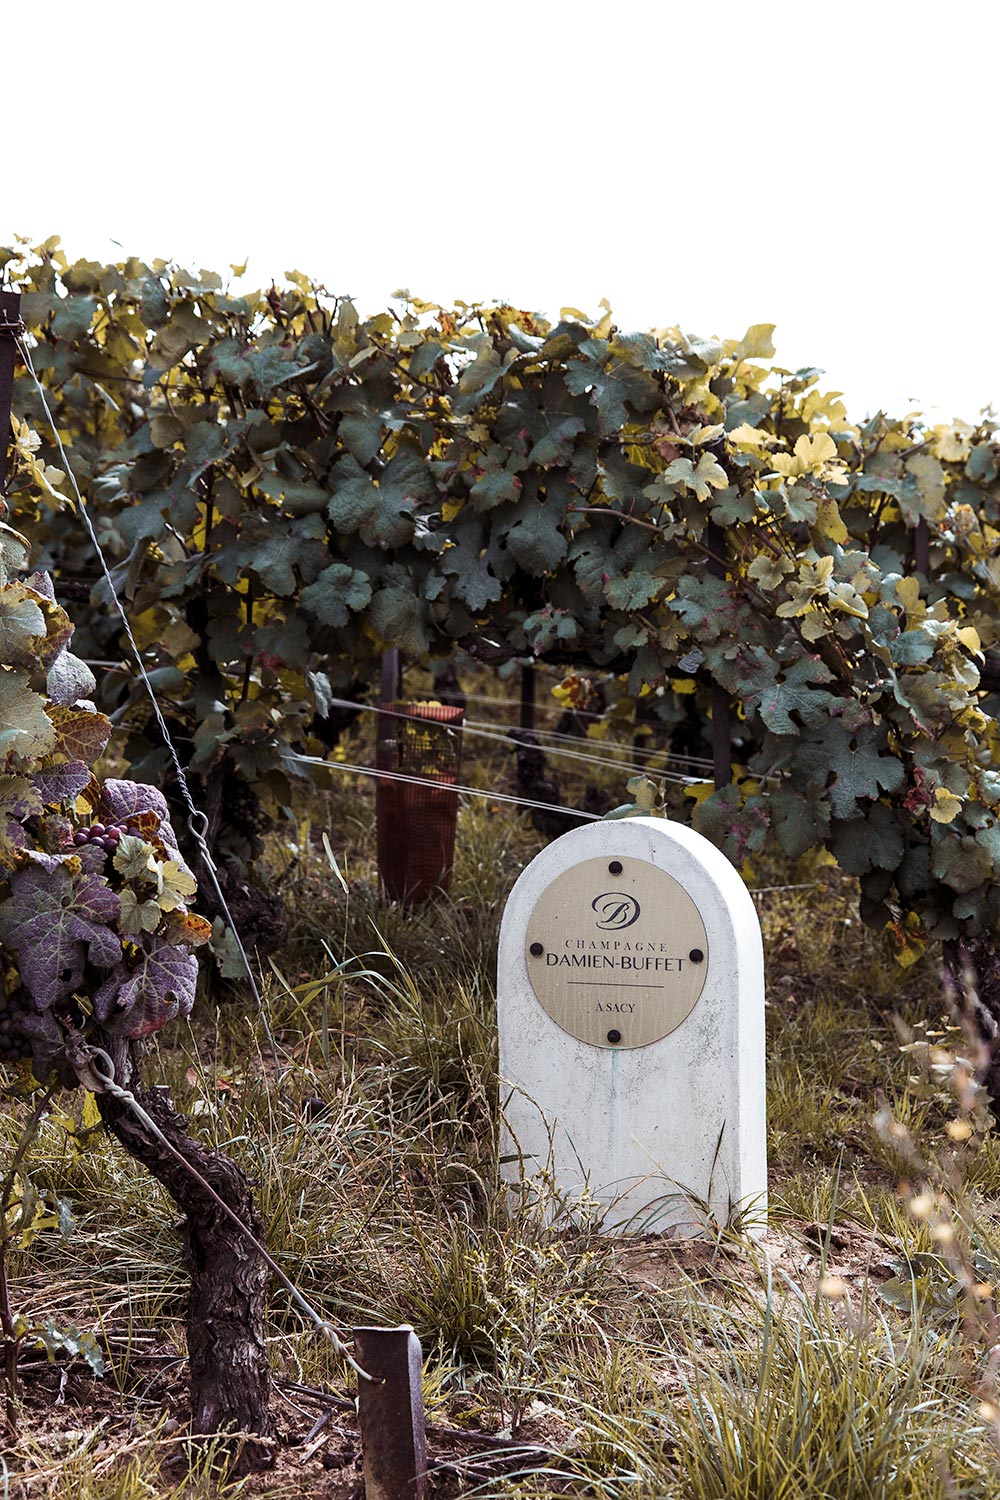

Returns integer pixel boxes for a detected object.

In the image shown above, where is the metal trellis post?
[707,522,733,790]
[354,1324,427,1500]
[0,290,22,496]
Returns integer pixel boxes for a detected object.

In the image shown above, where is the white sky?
[9,0,999,424]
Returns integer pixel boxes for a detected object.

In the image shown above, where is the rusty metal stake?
[354,1324,427,1500]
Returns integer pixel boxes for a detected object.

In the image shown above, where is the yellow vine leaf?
[729,422,776,451]
[683,780,715,806]
[815,496,848,544]
[929,788,963,824]
[931,420,975,463]
[895,576,925,628]
[772,432,845,483]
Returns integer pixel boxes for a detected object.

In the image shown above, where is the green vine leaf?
[0,671,57,768]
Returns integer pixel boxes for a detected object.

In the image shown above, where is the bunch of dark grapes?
[220,778,271,847]
[72,821,141,855]
[0,989,32,1063]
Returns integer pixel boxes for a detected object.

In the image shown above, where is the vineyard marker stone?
[498,816,766,1235]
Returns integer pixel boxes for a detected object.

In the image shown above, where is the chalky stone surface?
[498,816,767,1236]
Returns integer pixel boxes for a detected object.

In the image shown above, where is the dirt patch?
[5,1358,568,1498]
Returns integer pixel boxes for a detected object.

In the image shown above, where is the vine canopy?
[4,237,1000,959]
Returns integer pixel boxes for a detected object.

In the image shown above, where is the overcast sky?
[9,0,998,424]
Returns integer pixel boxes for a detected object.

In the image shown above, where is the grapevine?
[0,479,209,1086]
[3,238,1000,966]
[0,451,272,1463]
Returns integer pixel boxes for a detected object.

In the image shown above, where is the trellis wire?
[15,335,283,1070]
[452,691,724,772]
[289,754,604,820]
[86,662,721,771]
[322,696,712,787]
[453,688,611,722]
[487,719,717,771]
[463,718,705,785]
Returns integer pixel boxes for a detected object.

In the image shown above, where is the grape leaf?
[503,500,568,575]
[0,864,122,1010]
[468,467,522,511]
[527,412,587,466]
[440,516,503,609]
[118,887,162,935]
[0,774,39,874]
[247,531,305,597]
[670,574,739,640]
[369,586,429,655]
[31,593,75,669]
[339,409,384,466]
[890,631,935,667]
[903,453,946,522]
[45,705,112,765]
[0,587,46,668]
[326,454,381,534]
[0,774,43,824]
[794,721,906,819]
[46,649,97,706]
[691,784,770,865]
[113,835,158,881]
[453,336,505,412]
[155,860,197,912]
[93,938,198,1038]
[100,779,170,827]
[830,801,906,875]
[770,782,831,859]
[748,553,794,591]
[0,521,29,585]
[747,655,836,735]
[361,446,435,549]
[20,1010,76,1088]
[100,781,194,877]
[301,563,372,627]
[160,909,212,947]
[931,831,994,895]
[31,761,92,806]
[662,454,729,502]
[605,558,666,611]
[563,346,657,436]
[0,672,57,767]
[523,608,579,653]
[709,486,759,525]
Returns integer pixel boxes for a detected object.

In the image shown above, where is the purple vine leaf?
[93,937,198,1038]
[31,759,92,805]
[0,862,122,1010]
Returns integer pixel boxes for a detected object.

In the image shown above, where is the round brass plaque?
[524,855,709,1049]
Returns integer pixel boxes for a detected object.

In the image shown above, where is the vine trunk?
[93,1034,274,1472]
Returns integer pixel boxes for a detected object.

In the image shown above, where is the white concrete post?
[497,816,766,1235]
